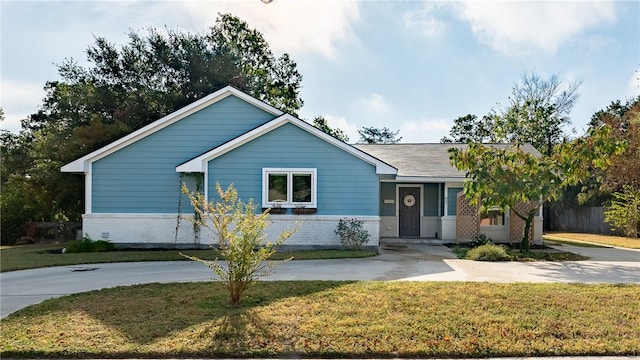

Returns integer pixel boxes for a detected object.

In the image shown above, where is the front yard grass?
[1,281,638,358]
[0,245,376,273]
[543,232,640,249]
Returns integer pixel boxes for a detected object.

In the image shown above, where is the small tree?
[181,183,296,305]
[605,186,640,238]
[449,125,624,252]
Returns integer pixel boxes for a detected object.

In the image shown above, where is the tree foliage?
[180,183,296,305]
[441,114,499,143]
[592,97,640,238]
[312,116,349,142]
[449,125,624,252]
[604,186,640,238]
[442,71,580,156]
[0,14,303,244]
[25,14,303,141]
[503,71,580,155]
[588,96,640,192]
[357,126,402,144]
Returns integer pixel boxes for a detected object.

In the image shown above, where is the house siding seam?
[91,95,275,213]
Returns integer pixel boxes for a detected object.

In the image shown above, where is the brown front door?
[399,187,420,237]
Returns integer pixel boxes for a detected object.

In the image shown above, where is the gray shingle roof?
[353,143,541,180]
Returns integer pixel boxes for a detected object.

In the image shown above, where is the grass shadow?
[1,280,351,357]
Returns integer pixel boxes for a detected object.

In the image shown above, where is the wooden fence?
[548,206,614,235]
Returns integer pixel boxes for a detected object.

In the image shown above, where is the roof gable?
[176,114,397,175]
[61,86,283,173]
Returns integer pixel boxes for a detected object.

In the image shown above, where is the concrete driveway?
[1,243,638,318]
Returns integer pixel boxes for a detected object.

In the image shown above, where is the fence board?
[549,207,614,235]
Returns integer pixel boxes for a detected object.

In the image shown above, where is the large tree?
[442,71,580,155]
[449,125,623,252]
[588,96,640,192]
[441,114,499,143]
[588,97,640,237]
[0,14,304,244]
[357,126,402,144]
[503,71,580,155]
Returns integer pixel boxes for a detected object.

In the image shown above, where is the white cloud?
[452,1,617,55]
[403,2,448,37]
[323,114,360,143]
[629,68,640,97]
[0,80,46,132]
[399,118,452,143]
[172,0,361,58]
[354,93,391,114]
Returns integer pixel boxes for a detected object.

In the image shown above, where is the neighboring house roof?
[354,143,541,182]
[177,114,398,175]
[61,86,284,173]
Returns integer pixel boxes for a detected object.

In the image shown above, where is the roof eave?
[388,176,467,183]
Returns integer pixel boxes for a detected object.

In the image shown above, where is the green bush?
[469,233,493,248]
[604,185,640,238]
[66,236,117,253]
[335,218,370,250]
[466,244,511,261]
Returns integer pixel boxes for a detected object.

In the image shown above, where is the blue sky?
[1,0,639,143]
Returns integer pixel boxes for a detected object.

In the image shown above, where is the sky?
[1,0,639,143]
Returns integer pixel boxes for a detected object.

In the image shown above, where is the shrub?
[604,185,640,238]
[469,233,493,248]
[180,183,296,305]
[335,218,370,250]
[66,236,117,253]
[466,244,511,261]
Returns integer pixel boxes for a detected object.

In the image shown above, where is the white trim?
[396,184,423,237]
[176,114,397,175]
[203,171,210,204]
[85,168,92,214]
[389,176,466,183]
[262,168,317,208]
[444,182,464,216]
[61,86,284,173]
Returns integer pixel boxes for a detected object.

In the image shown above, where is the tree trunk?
[520,212,535,253]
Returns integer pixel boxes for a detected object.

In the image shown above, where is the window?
[446,187,463,215]
[263,168,316,208]
[480,207,505,226]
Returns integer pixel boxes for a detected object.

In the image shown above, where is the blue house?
[62,86,542,248]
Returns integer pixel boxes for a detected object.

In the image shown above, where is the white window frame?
[262,168,317,208]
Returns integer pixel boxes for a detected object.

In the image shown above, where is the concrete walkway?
[1,243,638,318]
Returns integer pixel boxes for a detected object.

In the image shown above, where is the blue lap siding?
[207,123,380,215]
[91,95,275,213]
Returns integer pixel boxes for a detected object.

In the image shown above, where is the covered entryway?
[399,186,420,237]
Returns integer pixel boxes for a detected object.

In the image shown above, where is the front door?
[399,186,420,237]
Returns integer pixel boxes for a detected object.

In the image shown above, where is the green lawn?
[0,244,376,272]
[1,281,638,358]
[543,232,640,249]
